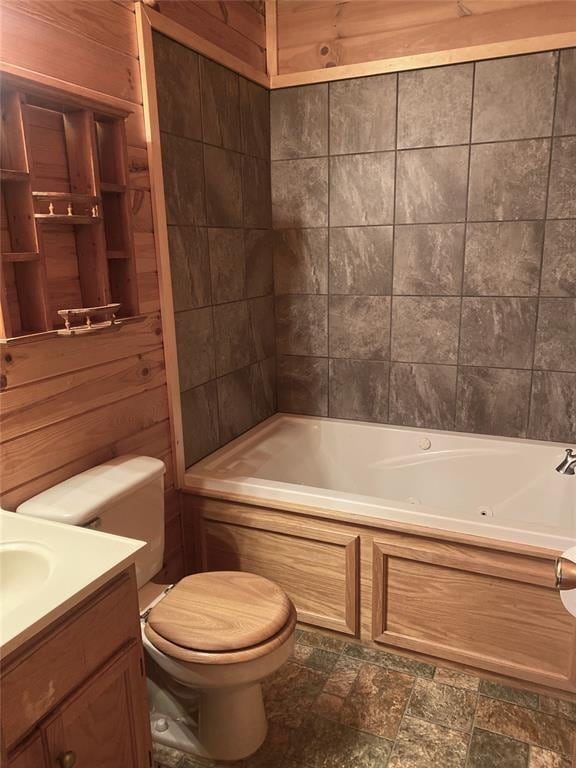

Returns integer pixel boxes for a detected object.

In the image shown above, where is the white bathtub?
[184,414,576,552]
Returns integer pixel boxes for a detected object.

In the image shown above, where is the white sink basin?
[0,541,53,614]
[0,510,144,657]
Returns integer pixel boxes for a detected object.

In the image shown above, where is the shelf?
[106,250,129,260]
[2,252,40,263]
[100,182,126,194]
[35,214,102,225]
[32,191,101,203]
[0,168,29,183]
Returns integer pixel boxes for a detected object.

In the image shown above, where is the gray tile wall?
[271,49,576,443]
[153,33,275,466]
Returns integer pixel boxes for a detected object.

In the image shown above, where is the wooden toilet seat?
[144,571,297,665]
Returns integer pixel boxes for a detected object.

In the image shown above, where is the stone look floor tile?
[289,715,393,768]
[479,679,539,709]
[539,696,576,723]
[433,667,480,691]
[312,691,345,720]
[388,715,469,768]
[298,628,347,652]
[291,643,313,663]
[475,696,575,756]
[529,746,572,767]
[154,626,574,768]
[303,648,340,673]
[263,661,328,728]
[344,642,435,678]
[407,677,478,732]
[467,728,529,768]
[322,654,362,698]
[340,663,414,739]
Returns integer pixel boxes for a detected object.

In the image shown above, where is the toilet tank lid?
[16,455,165,525]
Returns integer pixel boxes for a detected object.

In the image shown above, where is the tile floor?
[153,627,576,768]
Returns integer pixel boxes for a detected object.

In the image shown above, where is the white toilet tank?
[16,455,166,588]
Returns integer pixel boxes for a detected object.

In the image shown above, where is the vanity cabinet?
[6,735,45,768]
[3,568,152,768]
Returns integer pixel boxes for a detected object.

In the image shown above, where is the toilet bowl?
[15,456,297,761]
[141,571,296,760]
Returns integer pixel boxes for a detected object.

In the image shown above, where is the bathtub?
[184,414,576,553]
[184,414,576,692]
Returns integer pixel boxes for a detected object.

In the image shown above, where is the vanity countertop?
[0,510,144,657]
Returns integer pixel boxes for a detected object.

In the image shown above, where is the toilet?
[16,455,297,761]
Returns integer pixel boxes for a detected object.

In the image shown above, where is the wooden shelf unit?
[0,85,139,339]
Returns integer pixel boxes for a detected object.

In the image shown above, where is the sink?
[0,510,144,656]
[0,541,53,614]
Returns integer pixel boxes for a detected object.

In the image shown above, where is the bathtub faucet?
[556,448,576,475]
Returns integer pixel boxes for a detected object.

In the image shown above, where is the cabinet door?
[42,642,151,768]
[7,733,48,768]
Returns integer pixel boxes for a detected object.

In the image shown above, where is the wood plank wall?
[0,0,184,582]
[155,0,267,73]
[275,0,576,79]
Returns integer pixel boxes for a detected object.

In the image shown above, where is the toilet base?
[199,682,268,760]
[148,674,268,761]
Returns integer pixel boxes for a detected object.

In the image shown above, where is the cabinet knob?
[57,751,77,768]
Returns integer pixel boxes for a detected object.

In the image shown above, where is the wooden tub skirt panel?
[187,494,576,693]
[371,539,575,691]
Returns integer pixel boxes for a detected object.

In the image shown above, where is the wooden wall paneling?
[1,384,169,493]
[136,2,187,487]
[272,0,576,87]
[0,347,165,442]
[0,312,162,387]
[155,1,267,73]
[127,146,150,191]
[0,0,178,574]
[4,0,140,58]
[371,537,576,692]
[265,0,278,77]
[0,5,141,104]
[194,1,267,48]
[182,493,207,575]
[276,0,562,50]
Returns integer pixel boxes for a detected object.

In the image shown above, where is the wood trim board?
[140,4,269,87]
[265,0,278,77]
[135,3,186,489]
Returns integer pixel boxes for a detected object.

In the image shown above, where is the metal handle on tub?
[555,557,576,590]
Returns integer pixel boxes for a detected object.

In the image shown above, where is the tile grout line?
[527,51,561,441]
[388,72,400,425]
[454,61,476,433]
[267,130,576,162]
